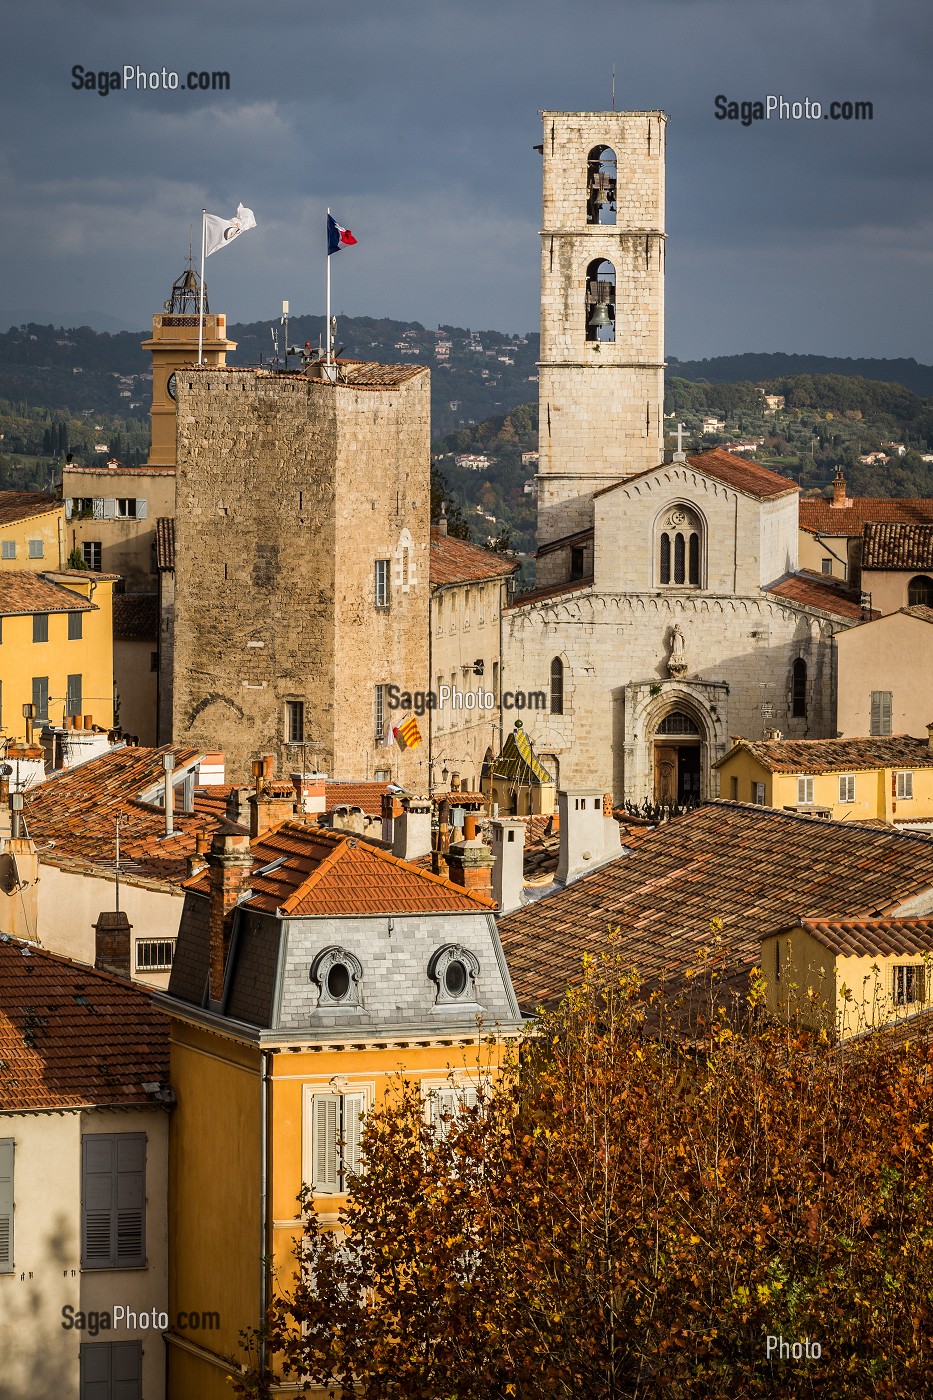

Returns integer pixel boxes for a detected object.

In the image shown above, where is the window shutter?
[92,498,105,520]
[135,498,148,520]
[82,1135,115,1267]
[65,498,73,520]
[313,1095,340,1192]
[431,1087,461,1141]
[341,1092,366,1183]
[0,1139,13,1272]
[111,1340,143,1399]
[114,1135,146,1267]
[79,1341,142,1400]
[80,1341,113,1396]
[102,498,117,519]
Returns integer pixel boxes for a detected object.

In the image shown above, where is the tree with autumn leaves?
[236,940,933,1399]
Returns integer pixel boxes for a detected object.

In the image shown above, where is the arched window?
[585,259,615,343]
[657,505,704,588]
[428,944,480,1006]
[586,145,617,225]
[791,658,807,718]
[656,712,700,736]
[659,532,671,584]
[550,657,564,714]
[310,947,364,1009]
[908,574,933,606]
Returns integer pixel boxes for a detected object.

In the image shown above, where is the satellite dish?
[0,764,12,777]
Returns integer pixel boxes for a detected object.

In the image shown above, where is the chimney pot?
[831,468,848,508]
[207,830,253,1005]
[927,722,933,751]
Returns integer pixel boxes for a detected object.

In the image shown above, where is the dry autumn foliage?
[236,939,933,1399]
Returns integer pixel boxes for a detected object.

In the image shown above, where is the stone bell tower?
[537,110,667,545]
[142,262,235,467]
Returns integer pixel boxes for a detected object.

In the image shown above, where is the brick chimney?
[490,817,525,912]
[207,828,252,1006]
[392,795,433,862]
[249,780,297,838]
[186,830,210,879]
[831,468,850,509]
[927,721,933,752]
[446,813,494,898]
[94,910,132,979]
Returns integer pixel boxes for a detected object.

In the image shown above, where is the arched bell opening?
[586,145,617,225]
[585,258,616,343]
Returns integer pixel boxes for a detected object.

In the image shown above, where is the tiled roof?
[338,361,427,388]
[64,464,176,477]
[22,744,221,883]
[430,529,520,587]
[185,822,495,914]
[765,570,869,621]
[491,727,555,785]
[0,572,97,617]
[787,916,933,958]
[901,604,933,625]
[862,522,933,571]
[112,592,159,641]
[799,496,933,537]
[536,528,594,559]
[506,576,595,609]
[716,735,933,775]
[0,936,169,1112]
[593,450,798,502]
[325,781,392,817]
[497,803,933,1010]
[0,491,61,526]
[154,516,175,571]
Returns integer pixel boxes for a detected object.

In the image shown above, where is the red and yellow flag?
[394,715,422,750]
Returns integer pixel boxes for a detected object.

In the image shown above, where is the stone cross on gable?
[674,421,686,457]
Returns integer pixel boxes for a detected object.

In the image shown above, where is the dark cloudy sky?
[3,0,931,360]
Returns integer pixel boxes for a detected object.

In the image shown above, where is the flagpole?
[198,208,207,365]
[325,207,332,365]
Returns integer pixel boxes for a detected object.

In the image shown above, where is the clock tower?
[142,263,236,466]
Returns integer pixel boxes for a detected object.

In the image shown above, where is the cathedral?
[503,111,865,804]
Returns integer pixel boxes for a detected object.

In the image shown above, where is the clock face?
[166,371,177,401]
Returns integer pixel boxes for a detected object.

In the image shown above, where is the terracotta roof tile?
[112,592,159,641]
[902,604,933,625]
[497,803,933,1009]
[862,522,933,571]
[506,576,595,609]
[800,496,933,537]
[154,516,175,571]
[716,735,933,775]
[788,916,933,958]
[765,570,869,621]
[0,491,61,526]
[325,781,392,817]
[0,937,169,1111]
[0,572,97,617]
[593,450,798,502]
[430,530,520,587]
[185,821,495,914]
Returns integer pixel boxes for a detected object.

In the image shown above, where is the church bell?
[587,302,613,329]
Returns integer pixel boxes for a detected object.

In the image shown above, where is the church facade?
[503,110,866,804]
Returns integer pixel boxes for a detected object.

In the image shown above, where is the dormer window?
[428,944,480,1006]
[310,947,364,1009]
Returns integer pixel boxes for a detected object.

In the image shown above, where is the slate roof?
[799,496,933,537]
[784,916,933,959]
[112,592,159,641]
[0,936,169,1112]
[184,821,495,915]
[716,735,933,775]
[496,803,933,1010]
[22,744,222,883]
[430,529,520,587]
[0,491,61,526]
[765,570,869,621]
[862,522,933,571]
[593,449,798,502]
[0,572,97,616]
[154,516,175,571]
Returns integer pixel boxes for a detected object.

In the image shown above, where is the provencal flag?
[394,715,422,750]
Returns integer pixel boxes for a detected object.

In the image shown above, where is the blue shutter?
[0,1139,13,1271]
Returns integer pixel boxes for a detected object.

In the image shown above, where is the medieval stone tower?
[537,111,667,546]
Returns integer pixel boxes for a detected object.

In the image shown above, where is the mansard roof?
[592,449,799,503]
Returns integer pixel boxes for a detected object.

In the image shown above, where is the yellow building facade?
[762,917,933,1041]
[0,571,115,740]
[0,492,66,572]
[715,734,933,825]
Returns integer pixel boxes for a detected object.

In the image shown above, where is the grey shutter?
[0,1139,13,1271]
[79,1341,142,1400]
[111,1340,143,1400]
[83,1135,115,1267]
[114,1135,146,1266]
[92,498,105,520]
[80,1342,113,1400]
[65,498,73,520]
[341,1092,366,1184]
[870,690,892,736]
[135,498,148,521]
[313,1095,340,1192]
[102,498,117,520]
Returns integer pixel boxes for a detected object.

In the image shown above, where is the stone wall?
[430,576,507,789]
[172,367,431,784]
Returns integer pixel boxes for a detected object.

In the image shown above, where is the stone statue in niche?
[667,623,688,678]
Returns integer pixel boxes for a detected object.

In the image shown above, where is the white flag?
[204,203,256,257]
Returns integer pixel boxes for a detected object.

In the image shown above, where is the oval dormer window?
[428,944,480,1007]
[311,946,363,1009]
[327,962,351,1001]
[444,959,468,998]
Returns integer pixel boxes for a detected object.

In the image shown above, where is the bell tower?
[142,263,236,467]
[537,110,667,545]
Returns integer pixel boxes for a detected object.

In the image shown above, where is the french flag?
[327,213,358,255]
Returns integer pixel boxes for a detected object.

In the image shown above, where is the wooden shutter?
[341,1092,366,1184]
[871,690,892,736]
[313,1095,340,1192]
[135,498,148,520]
[114,1135,146,1267]
[65,498,73,520]
[92,498,105,520]
[80,1341,142,1400]
[0,1139,13,1271]
[80,1341,113,1400]
[82,1135,115,1267]
[431,1087,461,1142]
[102,498,117,519]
